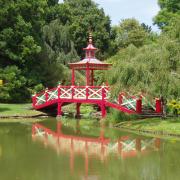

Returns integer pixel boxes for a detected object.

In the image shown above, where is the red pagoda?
[69,33,111,86]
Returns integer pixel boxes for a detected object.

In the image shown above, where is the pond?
[0,118,180,180]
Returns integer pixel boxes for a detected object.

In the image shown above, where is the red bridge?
[32,34,163,118]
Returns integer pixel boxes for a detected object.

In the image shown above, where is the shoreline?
[0,114,49,119]
[0,115,180,140]
[113,117,180,140]
[115,126,180,140]
[0,117,46,123]
[0,103,180,140]
[60,116,180,140]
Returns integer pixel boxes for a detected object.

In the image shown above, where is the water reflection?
[32,121,161,178]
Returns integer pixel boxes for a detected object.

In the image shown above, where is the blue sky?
[59,0,160,31]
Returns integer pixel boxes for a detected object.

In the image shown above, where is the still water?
[0,119,180,180]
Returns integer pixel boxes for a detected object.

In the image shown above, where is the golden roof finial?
[89,32,93,44]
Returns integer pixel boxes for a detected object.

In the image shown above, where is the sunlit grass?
[0,103,42,116]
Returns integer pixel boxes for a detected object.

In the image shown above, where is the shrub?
[167,99,180,116]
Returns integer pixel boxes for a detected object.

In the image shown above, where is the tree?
[39,19,79,87]
[0,0,47,67]
[141,23,152,33]
[114,19,148,48]
[154,0,180,30]
[47,0,59,6]
[158,0,180,12]
[166,15,180,40]
[58,0,112,58]
[0,0,50,101]
[0,66,28,102]
[42,20,79,65]
[46,1,71,24]
[106,36,180,99]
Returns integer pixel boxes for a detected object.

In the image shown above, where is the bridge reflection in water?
[32,122,161,178]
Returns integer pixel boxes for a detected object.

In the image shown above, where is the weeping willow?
[42,19,79,65]
[106,36,180,100]
[38,20,81,87]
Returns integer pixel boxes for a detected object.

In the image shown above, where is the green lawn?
[0,103,42,116]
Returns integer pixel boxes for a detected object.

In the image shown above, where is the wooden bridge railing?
[32,85,110,107]
[32,86,162,115]
[118,92,163,113]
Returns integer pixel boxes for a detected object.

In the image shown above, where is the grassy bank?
[0,103,38,116]
[0,103,47,123]
[116,117,180,136]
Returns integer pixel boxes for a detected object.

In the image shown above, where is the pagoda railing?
[32,85,110,107]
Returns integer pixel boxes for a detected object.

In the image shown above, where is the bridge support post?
[118,93,124,104]
[101,104,106,118]
[155,98,162,113]
[32,94,37,107]
[45,88,49,102]
[75,103,81,119]
[57,102,63,117]
[136,98,142,114]
[101,86,107,118]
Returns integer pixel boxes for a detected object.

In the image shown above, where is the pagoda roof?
[70,58,105,65]
[69,58,111,70]
[83,43,97,50]
[69,33,112,70]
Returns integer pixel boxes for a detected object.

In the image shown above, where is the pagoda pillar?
[71,68,75,85]
[86,64,90,86]
[91,70,94,86]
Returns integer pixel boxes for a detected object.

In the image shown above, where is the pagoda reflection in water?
[32,121,161,177]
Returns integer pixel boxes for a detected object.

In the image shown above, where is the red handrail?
[34,86,110,104]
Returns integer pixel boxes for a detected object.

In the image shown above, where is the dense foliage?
[106,38,180,99]
[113,19,149,48]
[0,0,112,102]
[154,0,180,30]
[106,0,180,101]
[60,0,113,58]
[0,0,46,102]
[0,0,179,103]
